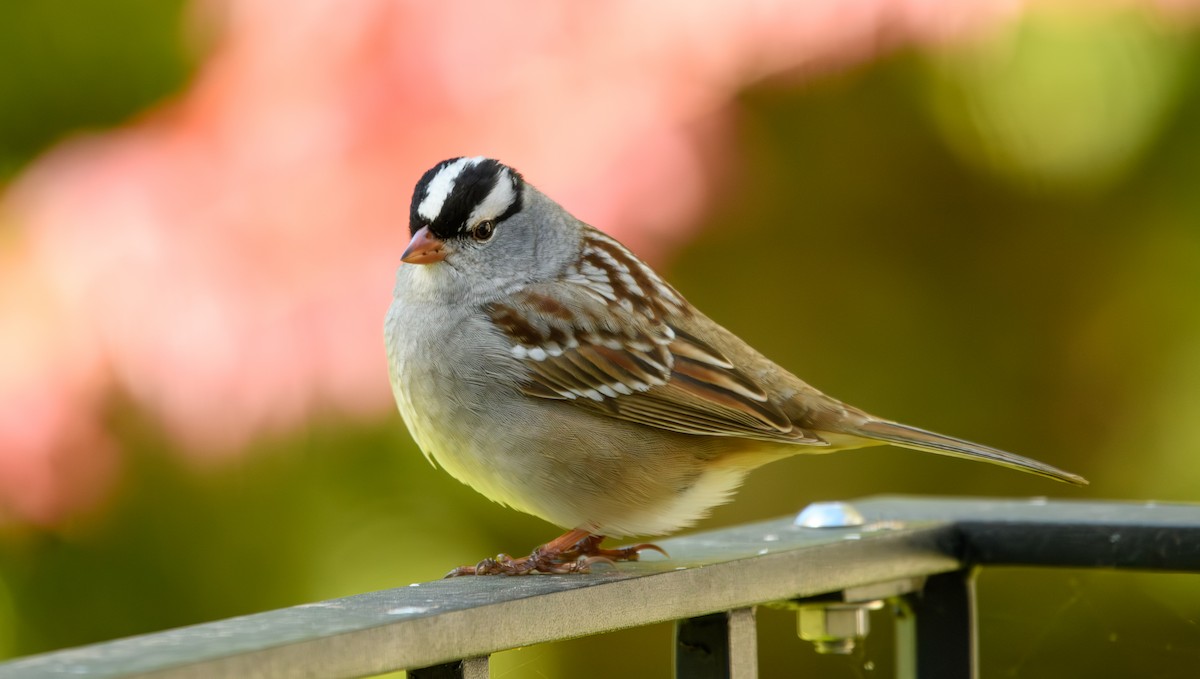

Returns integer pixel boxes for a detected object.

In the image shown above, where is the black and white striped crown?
[410,157,525,239]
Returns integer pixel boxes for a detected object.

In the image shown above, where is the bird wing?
[485,283,825,444]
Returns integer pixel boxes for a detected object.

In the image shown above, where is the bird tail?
[850,419,1088,486]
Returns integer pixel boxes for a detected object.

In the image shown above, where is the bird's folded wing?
[486,285,823,444]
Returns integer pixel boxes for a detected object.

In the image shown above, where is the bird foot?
[565,534,668,562]
[444,531,667,577]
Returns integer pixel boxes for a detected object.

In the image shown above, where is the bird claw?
[589,542,669,561]
[443,534,666,577]
[444,554,533,577]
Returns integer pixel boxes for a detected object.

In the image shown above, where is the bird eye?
[471,220,496,242]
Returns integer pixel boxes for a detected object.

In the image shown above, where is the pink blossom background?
[0,0,1193,526]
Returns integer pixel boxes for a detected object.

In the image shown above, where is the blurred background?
[1,0,1199,676]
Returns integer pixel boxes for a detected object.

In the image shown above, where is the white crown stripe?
[416,158,471,221]
[416,156,488,222]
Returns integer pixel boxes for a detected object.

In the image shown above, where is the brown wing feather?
[487,267,824,444]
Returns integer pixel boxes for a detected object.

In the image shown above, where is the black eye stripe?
[493,184,523,224]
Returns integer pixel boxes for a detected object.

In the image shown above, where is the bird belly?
[396,367,755,537]
[387,293,768,538]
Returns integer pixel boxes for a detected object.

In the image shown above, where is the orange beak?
[401,226,447,264]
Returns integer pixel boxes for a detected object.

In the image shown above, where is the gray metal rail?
[1,496,1197,679]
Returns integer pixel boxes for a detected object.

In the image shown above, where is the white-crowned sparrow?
[385,157,1087,576]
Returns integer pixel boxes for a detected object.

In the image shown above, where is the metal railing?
[2,496,1197,678]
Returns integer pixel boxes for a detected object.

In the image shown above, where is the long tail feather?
[852,420,1088,486]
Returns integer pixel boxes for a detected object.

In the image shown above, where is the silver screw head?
[794,501,866,529]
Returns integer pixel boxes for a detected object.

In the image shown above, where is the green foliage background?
[1,4,1197,676]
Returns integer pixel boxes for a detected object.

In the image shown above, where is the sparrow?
[384,157,1087,576]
